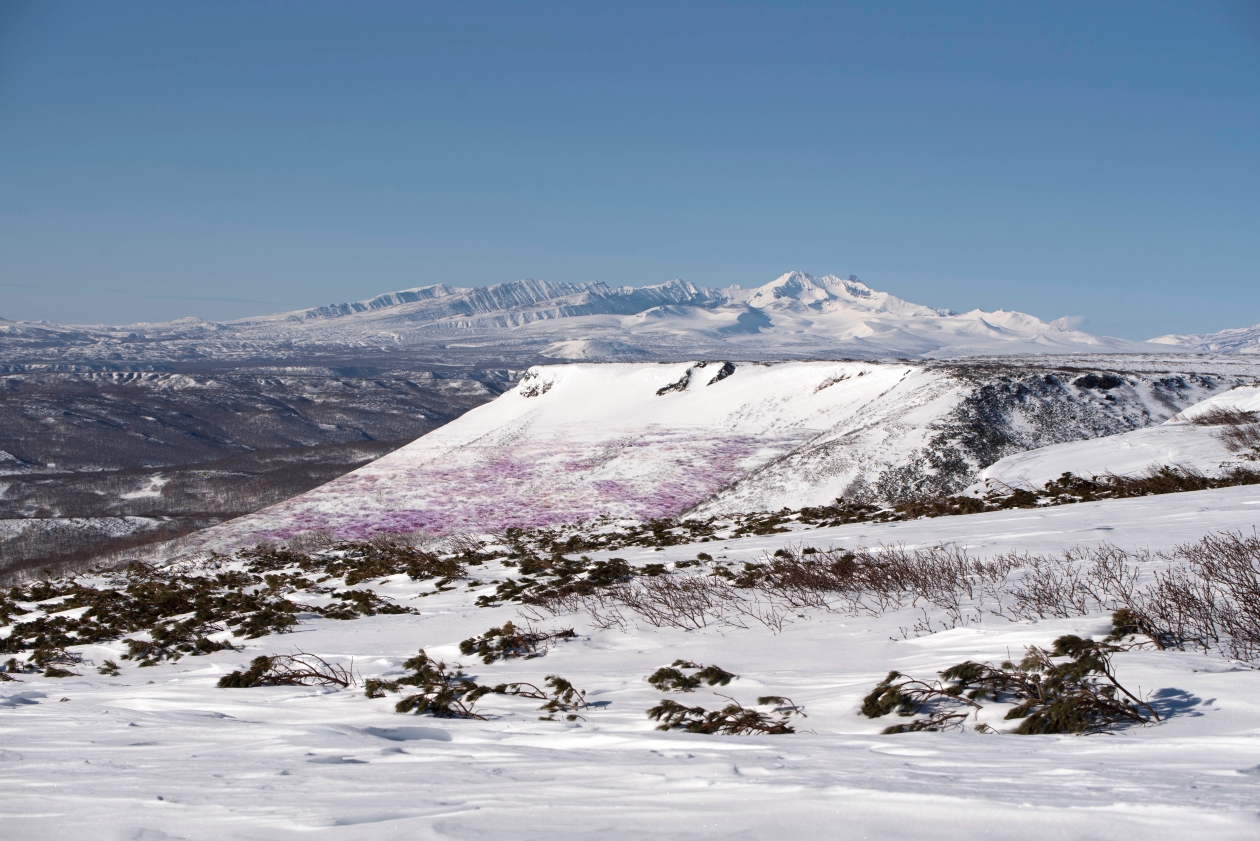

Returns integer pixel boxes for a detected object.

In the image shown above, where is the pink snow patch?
[225,426,810,543]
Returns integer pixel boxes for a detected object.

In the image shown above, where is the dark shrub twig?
[218,652,356,689]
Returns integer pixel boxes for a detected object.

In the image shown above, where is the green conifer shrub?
[861,634,1159,734]
[647,660,737,692]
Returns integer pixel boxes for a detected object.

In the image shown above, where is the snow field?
[3,486,1259,839]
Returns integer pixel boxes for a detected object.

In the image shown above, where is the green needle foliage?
[647,695,803,734]
[364,649,591,721]
[473,555,635,607]
[42,665,78,678]
[0,542,438,671]
[647,660,737,692]
[458,621,576,664]
[217,652,355,689]
[862,634,1160,734]
[370,650,491,718]
[122,619,239,666]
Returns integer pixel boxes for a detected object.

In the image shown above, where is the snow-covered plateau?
[3,296,1260,839]
[2,355,1260,839]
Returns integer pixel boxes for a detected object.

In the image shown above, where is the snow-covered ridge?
[1151,321,1260,354]
[184,359,1237,549]
[0,272,1187,363]
[975,385,1260,491]
[233,278,724,328]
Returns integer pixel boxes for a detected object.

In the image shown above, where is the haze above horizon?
[1,1,1258,339]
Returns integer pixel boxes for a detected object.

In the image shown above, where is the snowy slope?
[976,385,1260,490]
[1176,384,1260,418]
[180,360,1237,549]
[4,486,1260,840]
[1151,321,1260,354]
[0,272,1180,365]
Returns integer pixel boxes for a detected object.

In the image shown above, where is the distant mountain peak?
[0,271,1193,364]
[1151,321,1260,354]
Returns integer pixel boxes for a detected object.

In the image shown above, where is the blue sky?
[1,1,1257,337]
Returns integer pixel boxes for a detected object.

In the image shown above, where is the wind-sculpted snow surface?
[4,488,1260,840]
[187,360,1239,550]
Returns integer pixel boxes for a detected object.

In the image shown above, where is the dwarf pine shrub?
[861,634,1159,734]
[218,652,355,689]
[647,695,803,734]
[365,649,591,721]
[458,621,576,664]
[647,660,737,692]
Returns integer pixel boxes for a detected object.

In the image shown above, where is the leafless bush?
[1219,424,1260,455]
[1125,532,1260,660]
[1187,407,1260,456]
[1128,566,1221,653]
[520,533,1259,660]
[287,529,337,553]
[758,545,1017,628]
[1186,407,1258,427]
[526,544,1110,634]
[608,575,738,630]
[443,533,485,557]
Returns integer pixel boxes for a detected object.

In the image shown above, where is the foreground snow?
[3,486,1259,839]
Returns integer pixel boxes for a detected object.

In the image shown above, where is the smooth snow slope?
[190,361,957,544]
[975,385,1260,490]
[3,486,1260,840]
[184,360,1233,549]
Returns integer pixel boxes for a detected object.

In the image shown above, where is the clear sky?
[1,1,1257,338]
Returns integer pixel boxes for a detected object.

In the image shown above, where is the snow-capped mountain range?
[1151,322,1260,354]
[0,272,1199,364]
